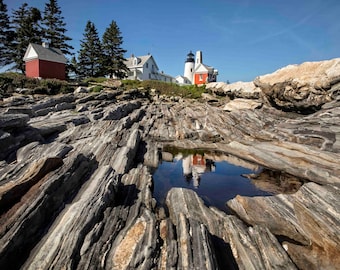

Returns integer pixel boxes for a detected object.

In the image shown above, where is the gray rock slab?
[0,113,29,129]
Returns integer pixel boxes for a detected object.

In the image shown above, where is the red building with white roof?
[23,43,67,80]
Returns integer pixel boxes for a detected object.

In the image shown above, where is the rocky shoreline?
[0,59,340,269]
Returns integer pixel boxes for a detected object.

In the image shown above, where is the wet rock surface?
[0,60,340,269]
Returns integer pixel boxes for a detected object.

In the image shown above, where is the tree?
[101,20,128,78]
[77,21,103,78]
[68,55,78,79]
[0,0,13,67]
[42,0,73,55]
[10,3,42,73]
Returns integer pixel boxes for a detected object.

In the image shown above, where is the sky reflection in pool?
[153,152,272,213]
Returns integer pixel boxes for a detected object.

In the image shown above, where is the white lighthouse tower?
[184,51,195,84]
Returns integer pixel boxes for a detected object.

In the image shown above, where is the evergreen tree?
[10,3,42,73]
[0,0,13,67]
[42,0,73,55]
[77,21,103,78]
[102,20,128,78]
[68,55,78,79]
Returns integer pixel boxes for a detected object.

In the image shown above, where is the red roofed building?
[23,43,67,80]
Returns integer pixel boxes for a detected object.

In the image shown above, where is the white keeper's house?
[124,54,176,83]
[123,51,218,86]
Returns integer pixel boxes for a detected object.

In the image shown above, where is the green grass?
[122,79,207,99]
[83,77,108,84]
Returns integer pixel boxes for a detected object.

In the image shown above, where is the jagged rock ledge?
[0,59,340,269]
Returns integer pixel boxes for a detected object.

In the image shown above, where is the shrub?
[83,77,107,84]
[181,84,207,99]
[90,85,103,92]
[40,79,72,95]
[0,74,14,96]
[24,77,40,89]
[0,72,75,96]
[121,79,143,89]
[31,86,49,95]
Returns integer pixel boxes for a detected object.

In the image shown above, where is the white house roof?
[194,63,214,74]
[23,43,67,64]
[124,54,159,70]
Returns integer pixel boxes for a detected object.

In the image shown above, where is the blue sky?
[5,0,340,82]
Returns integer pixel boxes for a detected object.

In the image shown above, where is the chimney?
[42,42,49,48]
[196,51,202,64]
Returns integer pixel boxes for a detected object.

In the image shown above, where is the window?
[146,63,148,68]
[199,74,203,81]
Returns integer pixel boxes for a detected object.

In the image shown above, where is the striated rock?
[74,86,89,94]
[29,117,67,137]
[175,213,218,270]
[75,93,98,104]
[206,81,262,99]
[158,218,178,269]
[1,95,35,107]
[245,169,306,194]
[16,141,73,162]
[31,94,75,112]
[201,93,220,103]
[55,102,76,111]
[227,182,340,269]
[0,113,29,129]
[287,183,340,270]
[223,98,262,111]
[227,193,309,244]
[23,165,118,270]
[108,208,158,270]
[102,100,141,121]
[0,153,99,269]
[0,157,63,214]
[0,131,17,160]
[254,58,340,113]
[0,65,339,269]
[4,107,35,117]
[112,128,141,174]
[166,187,297,270]
[76,165,157,270]
[226,216,297,270]
[166,187,226,238]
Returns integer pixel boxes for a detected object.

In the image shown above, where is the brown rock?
[254,58,340,113]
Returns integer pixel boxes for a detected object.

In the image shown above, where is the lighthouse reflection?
[182,154,215,188]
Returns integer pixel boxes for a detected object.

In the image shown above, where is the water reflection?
[154,147,307,213]
[182,154,215,188]
[154,149,271,212]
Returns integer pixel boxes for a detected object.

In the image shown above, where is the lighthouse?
[181,50,218,85]
[184,51,195,84]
